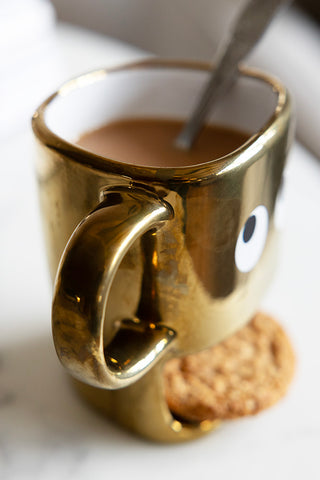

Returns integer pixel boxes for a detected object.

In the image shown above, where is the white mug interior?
[45,63,280,152]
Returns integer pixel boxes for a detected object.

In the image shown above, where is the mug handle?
[52,186,175,390]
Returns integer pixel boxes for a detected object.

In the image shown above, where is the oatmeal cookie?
[163,312,295,422]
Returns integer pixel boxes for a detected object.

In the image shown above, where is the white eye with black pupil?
[235,205,269,273]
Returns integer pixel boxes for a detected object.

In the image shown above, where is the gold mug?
[33,60,293,442]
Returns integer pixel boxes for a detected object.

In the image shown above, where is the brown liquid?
[77,118,249,168]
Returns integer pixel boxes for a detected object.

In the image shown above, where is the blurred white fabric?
[248,7,320,159]
[0,0,62,139]
[50,0,320,158]
[2,0,320,157]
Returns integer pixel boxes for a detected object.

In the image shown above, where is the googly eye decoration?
[235,205,269,273]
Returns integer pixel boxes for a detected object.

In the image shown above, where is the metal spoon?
[175,0,288,151]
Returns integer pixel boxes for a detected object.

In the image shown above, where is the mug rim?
[32,58,291,183]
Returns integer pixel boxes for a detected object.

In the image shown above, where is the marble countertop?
[1,23,319,480]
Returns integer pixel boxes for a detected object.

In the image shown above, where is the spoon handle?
[175,0,288,150]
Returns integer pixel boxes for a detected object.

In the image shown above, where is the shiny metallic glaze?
[33,60,293,442]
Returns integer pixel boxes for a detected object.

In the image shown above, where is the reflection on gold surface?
[33,60,293,442]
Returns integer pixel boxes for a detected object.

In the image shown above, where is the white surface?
[1,23,320,480]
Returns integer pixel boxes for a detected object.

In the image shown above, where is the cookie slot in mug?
[163,312,295,424]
